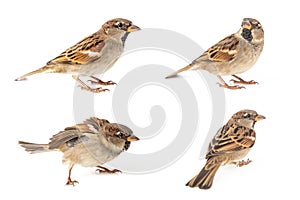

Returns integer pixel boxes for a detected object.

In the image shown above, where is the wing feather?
[206,123,255,159]
[47,33,105,65]
[48,117,109,149]
[198,34,239,63]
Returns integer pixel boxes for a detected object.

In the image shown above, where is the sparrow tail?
[15,66,52,81]
[19,141,50,154]
[165,64,193,79]
[186,161,221,189]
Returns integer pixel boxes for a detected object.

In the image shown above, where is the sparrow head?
[239,18,264,45]
[102,123,139,151]
[231,109,265,128]
[101,18,141,36]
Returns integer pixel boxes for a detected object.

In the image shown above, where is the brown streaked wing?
[48,129,81,149]
[63,117,109,134]
[48,118,106,149]
[83,117,110,132]
[229,127,256,148]
[206,123,255,158]
[199,34,239,63]
[47,33,105,65]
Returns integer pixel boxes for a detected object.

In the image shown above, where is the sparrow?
[19,117,139,186]
[186,110,265,189]
[15,18,140,93]
[166,18,264,89]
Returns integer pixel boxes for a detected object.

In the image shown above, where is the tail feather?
[186,162,221,189]
[165,64,194,79]
[19,141,50,154]
[15,66,52,81]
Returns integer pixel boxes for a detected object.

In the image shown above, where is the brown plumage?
[19,117,139,186]
[15,18,140,93]
[166,18,264,90]
[186,110,265,189]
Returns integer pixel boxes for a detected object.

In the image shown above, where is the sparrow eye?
[243,113,251,119]
[115,131,124,138]
[252,22,261,29]
[114,22,123,30]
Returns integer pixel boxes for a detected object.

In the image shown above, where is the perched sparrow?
[166,18,264,89]
[15,18,140,93]
[19,117,139,186]
[186,110,265,189]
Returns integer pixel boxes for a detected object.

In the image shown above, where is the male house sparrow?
[19,117,139,185]
[15,18,140,93]
[186,110,265,189]
[166,18,264,89]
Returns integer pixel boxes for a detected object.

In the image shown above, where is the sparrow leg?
[88,76,116,86]
[230,75,258,85]
[95,166,122,174]
[231,159,252,167]
[217,75,245,90]
[65,164,79,186]
[72,75,109,93]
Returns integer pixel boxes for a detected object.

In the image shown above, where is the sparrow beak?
[127,25,141,32]
[242,19,252,30]
[127,135,140,142]
[255,114,266,121]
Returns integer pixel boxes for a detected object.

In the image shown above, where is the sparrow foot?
[73,75,110,93]
[96,166,122,174]
[88,76,116,86]
[79,86,110,93]
[234,159,252,167]
[65,178,79,186]
[217,75,245,90]
[230,75,258,85]
[217,83,245,90]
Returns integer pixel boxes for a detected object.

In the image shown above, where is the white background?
[1,0,299,199]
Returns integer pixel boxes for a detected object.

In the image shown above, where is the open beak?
[127,25,141,32]
[255,114,266,121]
[127,135,140,142]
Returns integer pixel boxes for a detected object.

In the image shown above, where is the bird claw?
[96,166,122,174]
[87,80,99,85]
[79,85,110,93]
[65,179,79,186]
[102,80,116,86]
[236,159,252,167]
[230,79,258,85]
[88,80,116,86]
[217,83,245,90]
[96,169,121,174]
[88,76,116,86]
